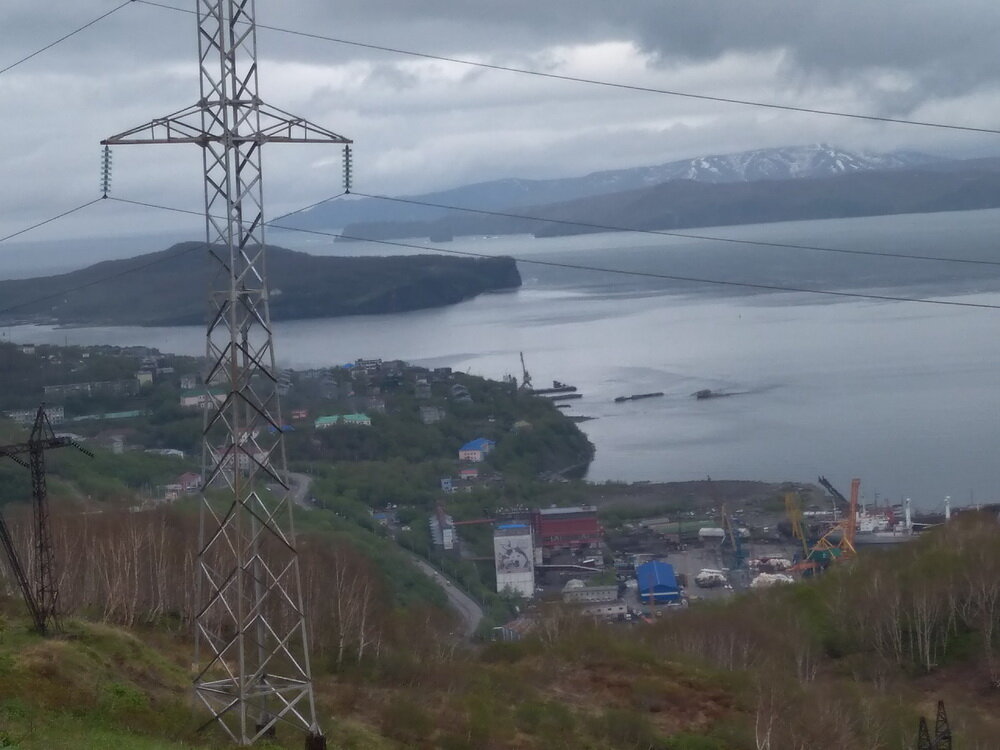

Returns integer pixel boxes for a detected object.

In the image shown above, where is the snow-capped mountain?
[572,144,943,191]
[290,145,943,231]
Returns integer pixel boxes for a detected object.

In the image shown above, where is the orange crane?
[785,492,809,559]
[788,478,860,574]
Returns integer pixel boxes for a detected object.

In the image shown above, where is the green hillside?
[0,245,521,326]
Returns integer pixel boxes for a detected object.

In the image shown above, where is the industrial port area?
[427,475,966,635]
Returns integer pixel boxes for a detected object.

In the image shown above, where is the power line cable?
[0,1,135,77]
[270,192,347,223]
[0,193,348,317]
[349,191,1000,268]
[268,226,1000,311]
[101,197,1000,311]
[0,198,105,244]
[134,0,1000,136]
[0,241,204,318]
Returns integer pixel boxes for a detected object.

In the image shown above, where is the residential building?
[314,413,371,429]
[4,406,64,425]
[459,467,479,481]
[68,410,145,422]
[459,438,495,463]
[180,386,227,409]
[314,415,339,429]
[420,406,445,425]
[562,580,619,604]
[176,472,203,493]
[342,413,371,426]
[579,601,628,620]
[415,379,431,399]
[43,379,138,400]
[145,448,185,459]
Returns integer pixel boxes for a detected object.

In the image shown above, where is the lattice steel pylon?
[102,2,350,746]
[916,701,953,750]
[0,405,92,636]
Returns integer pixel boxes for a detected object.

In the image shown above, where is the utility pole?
[0,405,92,636]
[102,2,350,746]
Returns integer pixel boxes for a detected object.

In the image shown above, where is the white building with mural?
[494,522,535,598]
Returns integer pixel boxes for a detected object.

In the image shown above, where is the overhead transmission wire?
[95,195,1000,312]
[348,192,1000,269]
[0,1,135,77]
[5,188,1000,318]
[133,0,1000,137]
[0,198,105,244]
[3,3,997,313]
[0,194,347,317]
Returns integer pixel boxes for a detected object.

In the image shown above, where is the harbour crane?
[788,477,859,575]
[519,351,533,391]
[784,492,809,560]
[720,505,746,571]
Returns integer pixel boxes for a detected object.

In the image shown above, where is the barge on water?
[614,392,664,403]
[693,389,732,400]
[530,380,577,395]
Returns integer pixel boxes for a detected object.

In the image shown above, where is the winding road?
[407,554,484,638]
[283,471,484,637]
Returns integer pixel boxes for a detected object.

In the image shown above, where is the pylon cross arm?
[101,102,352,147]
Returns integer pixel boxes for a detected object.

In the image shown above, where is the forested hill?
[0,243,521,326]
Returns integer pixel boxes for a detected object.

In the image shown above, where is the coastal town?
[1,340,960,646]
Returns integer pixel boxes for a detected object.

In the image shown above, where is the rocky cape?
[0,243,521,326]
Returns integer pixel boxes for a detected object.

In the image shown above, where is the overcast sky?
[2,0,1000,257]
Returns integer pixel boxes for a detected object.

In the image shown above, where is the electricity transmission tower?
[916,701,953,750]
[103,2,350,746]
[0,405,92,636]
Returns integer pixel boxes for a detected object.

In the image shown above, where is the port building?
[429,506,457,550]
[494,522,535,598]
[636,561,680,604]
[532,505,602,552]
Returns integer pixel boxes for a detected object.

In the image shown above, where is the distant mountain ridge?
[635,144,942,184]
[289,145,942,232]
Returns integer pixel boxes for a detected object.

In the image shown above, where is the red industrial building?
[532,506,602,551]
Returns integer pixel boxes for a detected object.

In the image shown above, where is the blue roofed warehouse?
[636,560,680,604]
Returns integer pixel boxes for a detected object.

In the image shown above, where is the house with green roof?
[314,413,371,429]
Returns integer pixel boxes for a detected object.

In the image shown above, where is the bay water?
[5,208,1000,510]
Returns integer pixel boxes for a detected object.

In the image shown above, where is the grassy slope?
[0,609,743,750]
[0,620,201,749]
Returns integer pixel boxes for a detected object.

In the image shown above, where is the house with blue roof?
[459,437,496,463]
[636,560,680,604]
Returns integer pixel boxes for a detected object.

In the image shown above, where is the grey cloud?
[3,0,1000,247]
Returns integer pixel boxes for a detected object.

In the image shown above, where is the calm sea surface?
[6,209,1000,510]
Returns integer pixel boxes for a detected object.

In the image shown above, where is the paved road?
[277,473,483,637]
[407,554,484,638]
[284,471,314,510]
